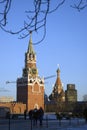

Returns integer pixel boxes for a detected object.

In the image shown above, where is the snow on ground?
[63,124,87,130]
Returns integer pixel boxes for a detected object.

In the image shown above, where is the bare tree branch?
[48,0,65,13]
[0,0,12,26]
[0,0,87,44]
[71,0,87,12]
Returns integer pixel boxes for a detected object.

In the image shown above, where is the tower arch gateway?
[17,33,44,111]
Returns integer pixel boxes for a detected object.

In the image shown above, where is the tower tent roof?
[28,33,35,54]
[55,77,62,86]
[55,67,62,85]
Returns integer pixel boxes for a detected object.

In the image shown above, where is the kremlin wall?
[0,34,87,116]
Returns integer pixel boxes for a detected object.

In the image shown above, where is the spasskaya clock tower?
[17,33,44,111]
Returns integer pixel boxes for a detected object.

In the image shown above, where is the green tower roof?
[28,33,35,54]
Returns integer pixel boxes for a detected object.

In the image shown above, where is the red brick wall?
[27,83,44,111]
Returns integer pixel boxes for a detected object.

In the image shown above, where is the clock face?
[32,68,37,75]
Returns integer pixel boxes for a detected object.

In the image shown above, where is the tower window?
[30,80,32,83]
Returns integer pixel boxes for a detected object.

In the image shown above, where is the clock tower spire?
[27,32,34,54]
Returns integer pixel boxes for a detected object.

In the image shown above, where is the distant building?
[0,96,14,103]
[17,33,44,111]
[65,84,77,102]
[49,67,65,102]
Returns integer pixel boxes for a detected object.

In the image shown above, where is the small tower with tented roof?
[49,66,65,102]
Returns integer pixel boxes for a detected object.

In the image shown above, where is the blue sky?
[0,0,87,101]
